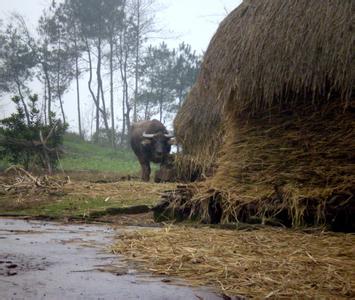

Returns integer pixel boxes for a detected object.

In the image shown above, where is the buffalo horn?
[142,132,157,138]
[164,133,174,138]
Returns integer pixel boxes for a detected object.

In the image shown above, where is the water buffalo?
[130,119,174,181]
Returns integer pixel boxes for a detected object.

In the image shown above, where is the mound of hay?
[154,154,213,183]
[172,0,354,230]
[112,226,355,298]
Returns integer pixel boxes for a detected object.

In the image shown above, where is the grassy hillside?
[60,133,140,175]
[0,133,141,175]
[0,134,171,221]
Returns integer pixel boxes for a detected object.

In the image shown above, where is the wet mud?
[0,218,222,300]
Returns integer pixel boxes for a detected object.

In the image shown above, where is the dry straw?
[0,169,176,212]
[175,0,353,159]
[112,226,355,298]
[171,0,354,229]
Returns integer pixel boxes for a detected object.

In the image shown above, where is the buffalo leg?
[140,161,151,182]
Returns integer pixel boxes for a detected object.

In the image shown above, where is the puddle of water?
[0,218,222,300]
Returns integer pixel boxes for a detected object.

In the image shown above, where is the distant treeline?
[0,0,201,147]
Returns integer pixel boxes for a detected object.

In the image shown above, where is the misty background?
[0,0,241,146]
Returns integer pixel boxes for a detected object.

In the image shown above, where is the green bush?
[0,94,67,172]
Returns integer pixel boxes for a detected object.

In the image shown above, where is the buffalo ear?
[141,139,151,145]
[168,138,177,145]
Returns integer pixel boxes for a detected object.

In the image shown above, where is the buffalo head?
[141,131,175,162]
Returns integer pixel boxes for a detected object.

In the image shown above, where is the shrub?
[0,94,67,172]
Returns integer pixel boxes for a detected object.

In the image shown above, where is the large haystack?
[171,0,354,230]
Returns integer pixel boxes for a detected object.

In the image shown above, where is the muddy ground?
[0,218,224,300]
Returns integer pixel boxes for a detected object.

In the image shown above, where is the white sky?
[0,0,242,131]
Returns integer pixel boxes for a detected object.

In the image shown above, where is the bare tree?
[127,0,157,123]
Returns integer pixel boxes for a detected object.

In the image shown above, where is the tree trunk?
[90,103,95,140]
[16,81,30,125]
[85,39,100,143]
[74,29,82,138]
[43,65,52,125]
[109,37,115,148]
[57,34,66,125]
[43,79,47,125]
[133,0,141,123]
[116,36,126,146]
[122,62,131,142]
[117,28,131,146]
[97,39,110,141]
[144,87,153,120]
[95,77,100,143]
[121,82,126,145]
[159,100,163,122]
[124,51,131,141]
[99,78,110,135]
[144,99,149,120]
[58,93,66,125]
[159,89,163,122]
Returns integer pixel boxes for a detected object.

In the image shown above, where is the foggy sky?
[0,0,242,131]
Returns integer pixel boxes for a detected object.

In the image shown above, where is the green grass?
[0,133,169,222]
[60,134,140,174]
[1,194,158,219]
[0,133,141,174]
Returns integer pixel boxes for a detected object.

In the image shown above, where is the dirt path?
[0,218,221,300]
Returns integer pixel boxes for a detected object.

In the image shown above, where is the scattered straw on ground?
[112,226,355,298]
[0,168,176,215]
[100,212,156,226]
[63,180,176,205]
[0,166,69,196]
[0,167,175,203]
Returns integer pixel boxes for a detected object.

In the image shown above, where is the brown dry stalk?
[169,101,355,228]
[0,166,68,195]
[174,0,353,162]
[112,226,355,298]
[171,1,354,228]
